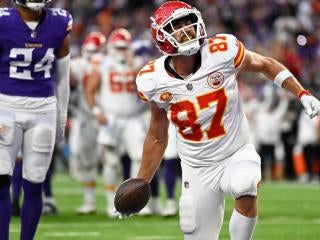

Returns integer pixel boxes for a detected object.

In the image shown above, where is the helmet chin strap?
[177,41,200,56]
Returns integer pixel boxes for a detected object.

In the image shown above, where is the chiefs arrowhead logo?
[160,92,173,102]
[207,72,224,89]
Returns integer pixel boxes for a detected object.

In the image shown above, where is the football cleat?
[42,202,58,215]
[137,205,152,216]
[14,0,51,11]
[161,199,177,217]
[106,206,120,218]
[150,1,206,56]
[149,197,162,215]
[76,203,96,215]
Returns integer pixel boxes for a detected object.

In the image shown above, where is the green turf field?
[10,175,320,240]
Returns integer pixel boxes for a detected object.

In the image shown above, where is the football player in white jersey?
[132,1,320,240]
[69,31,106,215]
[85,28,147,217]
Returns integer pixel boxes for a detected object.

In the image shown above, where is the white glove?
[300,93,320,119]
[113,208,132,219]
[56,112,67,144]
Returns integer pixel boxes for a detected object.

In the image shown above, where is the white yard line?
[10,221,178,230]
[45,232,100,237]
[9,218,320,232]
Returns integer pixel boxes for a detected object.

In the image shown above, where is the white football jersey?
[70,54,103,117]
[136,34,251,166]
[98,56,145,117]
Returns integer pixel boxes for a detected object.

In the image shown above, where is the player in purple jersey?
[0,0,72,239]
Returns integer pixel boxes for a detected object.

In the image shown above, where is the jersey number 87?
[170,88,227,142]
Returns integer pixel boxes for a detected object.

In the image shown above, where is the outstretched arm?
[137,102,169,182]
[240,50,320,118]
[240,50,304,97]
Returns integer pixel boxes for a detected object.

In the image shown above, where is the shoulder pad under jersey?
[203,33,245,70]
[136,58,162,102]
[47,8,73,35]
[0,8,13,29]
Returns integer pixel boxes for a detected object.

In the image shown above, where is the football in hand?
[114,178,151,215]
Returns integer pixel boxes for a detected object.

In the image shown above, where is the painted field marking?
[130,236,178,240]
[45,232,100,237]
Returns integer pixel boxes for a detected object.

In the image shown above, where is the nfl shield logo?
[207,72,224,89]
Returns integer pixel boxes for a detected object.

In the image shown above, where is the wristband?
[92,106,102,116]
[274,70,294,87]
[298,90,311,99]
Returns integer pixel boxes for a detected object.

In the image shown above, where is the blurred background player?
[11,152,23,216]
[0,1,72,239]
[294,111,320,182]
[161,123,179,216]
[69,31,106,215]
[255,85,289,180]
[85,28,147,217]
[42,146,59,215]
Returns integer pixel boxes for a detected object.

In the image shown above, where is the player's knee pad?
[24,127,54,183]
[0,175,10,189]
[24,166,49,183]
[79,168,97,183]
[78,152,98,170]
[229,167,261,199]
[102,146,119,168]
[29,126,54,153]
[0,150,13,175]
[179,196,197,234]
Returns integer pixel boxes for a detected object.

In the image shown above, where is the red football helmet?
[107,28,132,48]
[107,28,132,62]
[151,1,206,56]
[82,31,106,59]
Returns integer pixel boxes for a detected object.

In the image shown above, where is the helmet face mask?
[14,0,51,11]
[151,1,207,56]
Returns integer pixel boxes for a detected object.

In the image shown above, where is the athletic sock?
[0,179,11,240]
[12,161,23,202]
[21,179,43,240]
[229,209,257,240]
